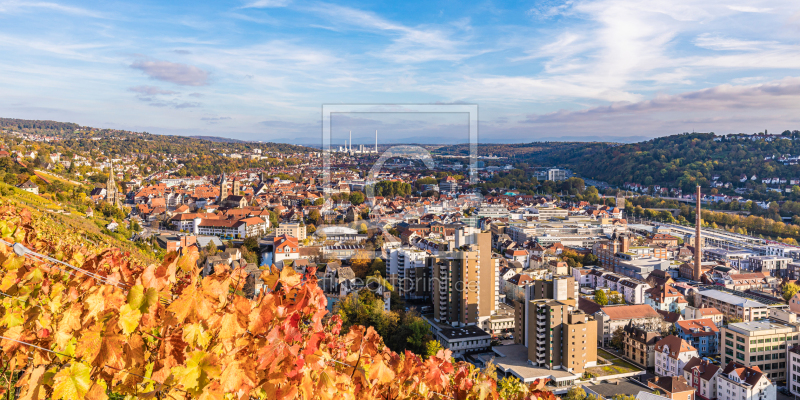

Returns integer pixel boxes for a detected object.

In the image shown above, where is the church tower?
[106,161,121,208]
[233,179,241,196]
[219,172,229,203]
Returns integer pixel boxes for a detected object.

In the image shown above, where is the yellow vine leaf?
[118,304,141,335]
[52,362,92,400]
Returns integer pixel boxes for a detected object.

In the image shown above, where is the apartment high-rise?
[428,232,496,326]
[525,299,597,373]
[514,275,576,344]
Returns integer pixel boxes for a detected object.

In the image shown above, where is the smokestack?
[375,130,378,153]
[694,185,702,281]
[349,131,352,152]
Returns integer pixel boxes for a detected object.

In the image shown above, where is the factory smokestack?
[349,131,352,153]
[694,185,702,281]
[375,130,378,153]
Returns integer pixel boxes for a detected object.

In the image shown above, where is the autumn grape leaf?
[279,266,302,288]
[369,358,396,385]
[17,366,46,400]
[0,307,24,328]
[183,323,211,349]
[178,246,199,272]
[172,351,221,394]
[219,360,256,393]
[52,362,92,400]
[85,381,109,400]
[118,303,142,335]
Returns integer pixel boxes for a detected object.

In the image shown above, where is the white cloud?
[240,0,291,9]
[727,5,773,13]
[694,33,774,51]
[0,1,106,18]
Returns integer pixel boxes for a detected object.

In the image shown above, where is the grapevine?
[0,201,558,399]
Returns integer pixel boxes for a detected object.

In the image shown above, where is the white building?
[717,361,775,400]
[387,247,429,300]
[655,335,699,377]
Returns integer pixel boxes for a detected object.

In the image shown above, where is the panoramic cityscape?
[2,1,800,400]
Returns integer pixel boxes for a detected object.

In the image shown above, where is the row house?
[655,335,699,377]
[675,319,719,357]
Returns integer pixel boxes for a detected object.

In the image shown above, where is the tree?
[594,289,608,306]
[358,222,368,234]
[243,236,260,253]
[583,253,598,265]
[307,209,321,225]
[424,339,443,359]
[565,386,587,400]
[349,249,373,279]
[783,282,800,302]
[206,239,218,255]
[610,326,625,349]
[350,191,365,205]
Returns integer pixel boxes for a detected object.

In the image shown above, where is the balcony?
[537,333,546,339]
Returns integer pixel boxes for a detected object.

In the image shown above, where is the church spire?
[106,159,121,208]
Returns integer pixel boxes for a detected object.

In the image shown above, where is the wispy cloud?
[128,85,177,95]
[130,60,210,86]
[727,5,772,13]
[694,33,773,51]
[0,1,107,18]
[239,0,291,9]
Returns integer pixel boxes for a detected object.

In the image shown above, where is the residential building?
[514,275,576,344]
[428,232,496,326]
[622,322,662,368]
[524,299,598,374]
[683,357,721,400]
[716,361,775,400]
[647,376,696,400]
[646,284,689,313]
[720,309,800,381]
[17,180,38,194]
[273,234,300,265]
[275,222,307,240]
[593,304,663,346]
[655,335,699,377]
[746,256,791,278]
[387,247,428,300]
[695,288,775,322]
[192,216,269,238]
[675,319,719,357]
[684,306,725,326]
[787,345,800,397]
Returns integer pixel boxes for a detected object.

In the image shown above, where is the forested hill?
[556,132,800,193]
[0,117,312,154]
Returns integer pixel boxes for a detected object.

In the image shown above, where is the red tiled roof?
[600,304,661,320]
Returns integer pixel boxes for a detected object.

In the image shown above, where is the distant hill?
[186,135,246,143]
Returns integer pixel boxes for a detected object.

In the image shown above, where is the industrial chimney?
[694,185,702,281]
[375,130,378,153]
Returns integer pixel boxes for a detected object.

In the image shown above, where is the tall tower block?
[694,185,702,281]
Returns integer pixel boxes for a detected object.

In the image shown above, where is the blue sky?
[1,0,800,145]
